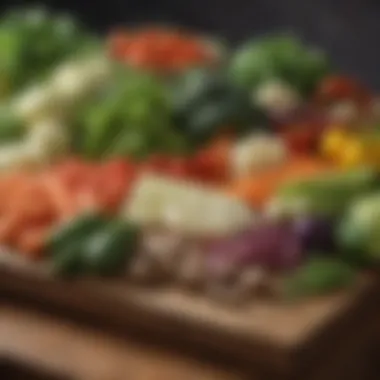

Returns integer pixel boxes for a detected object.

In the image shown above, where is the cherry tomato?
[315,75,371,105]
[140,155,191,179]
[191,135,233,182]
[281,124,323,154]
[108,32,132,59]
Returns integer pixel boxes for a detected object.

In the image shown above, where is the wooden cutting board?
[0,253,380,379]
[0,304,240,380]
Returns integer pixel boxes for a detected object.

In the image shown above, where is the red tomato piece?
[95,159,138,213]
[163,157,191,179]
[192,135,233,183]
[54,159,98,192]
[281,124,323,154]
[102,158,136,177]
[140,154,171,174]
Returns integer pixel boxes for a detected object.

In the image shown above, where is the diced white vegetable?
[231,133,288,178]
[124,174,256,236]
[50,61,86,101]
[253,80,301,115]
[25,118,70,161]
[0,142,50,171]
[13,55,113,126]
[0,143,30,171]
[13,84,58,123]
[0,118,69,172]
[50,55,112,103]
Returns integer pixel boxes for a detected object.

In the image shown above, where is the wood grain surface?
[0,303,243,380]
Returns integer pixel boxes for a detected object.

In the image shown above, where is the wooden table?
[0,303,241,380]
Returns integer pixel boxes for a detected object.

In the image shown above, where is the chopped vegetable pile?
[1,5,380,304]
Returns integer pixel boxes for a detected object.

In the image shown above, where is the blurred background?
[2,0,380,88]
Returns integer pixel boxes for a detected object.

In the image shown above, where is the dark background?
[3,0,380,88]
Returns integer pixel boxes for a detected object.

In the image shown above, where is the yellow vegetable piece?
[338,139,366,168]
[320,127,348,159]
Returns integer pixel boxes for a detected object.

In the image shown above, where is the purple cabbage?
[206,221,303,275]
[292,216,337,252]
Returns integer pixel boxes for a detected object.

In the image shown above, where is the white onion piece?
[50,56,112,104]
[253,80,301,115]
[125,174,256,236]
[231,133,288,178]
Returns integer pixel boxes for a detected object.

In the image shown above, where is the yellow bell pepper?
[320,127,380,168]
[338,139,366,168]
[320,127,348,159]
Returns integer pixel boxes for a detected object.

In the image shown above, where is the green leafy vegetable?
[170,68,267,145]
[230,34,331,96]
[0,104,25,143]
[76,68,188,159]
[0,6,99,96]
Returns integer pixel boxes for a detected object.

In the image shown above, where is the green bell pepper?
[48,213,139,277]
[81,220,139,276]
[46,212,107,256]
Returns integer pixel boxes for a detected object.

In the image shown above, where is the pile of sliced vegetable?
[2,6,380,304]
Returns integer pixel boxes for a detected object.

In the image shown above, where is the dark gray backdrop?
[3,0,380,88]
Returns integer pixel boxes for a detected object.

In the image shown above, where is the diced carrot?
[0,213,26,246]
[41,176,80,220]
[74,186,101,213]
[225,157,331,208]
[9,180,56,224]
[16,226,49,260]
